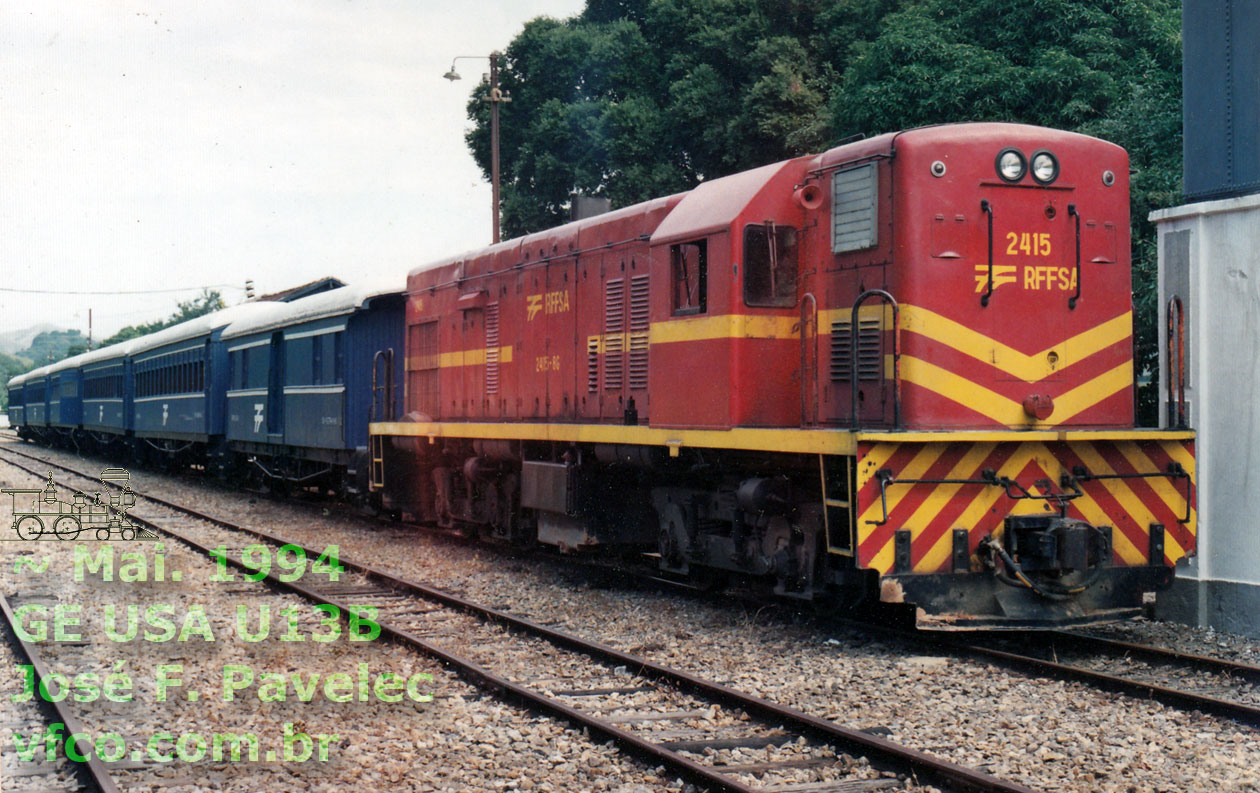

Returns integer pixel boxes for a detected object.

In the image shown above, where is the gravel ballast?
[5,438,1260,792]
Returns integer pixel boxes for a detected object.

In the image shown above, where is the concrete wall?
[1152,194,1260,636]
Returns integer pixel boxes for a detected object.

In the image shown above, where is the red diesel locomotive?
[370,122,1196,629]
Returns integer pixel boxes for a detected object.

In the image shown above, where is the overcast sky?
[0,0,586,340]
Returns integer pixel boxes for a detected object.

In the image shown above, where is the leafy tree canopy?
[468,0,1180,422]
[17,330,86,367]
[99,290,226,349]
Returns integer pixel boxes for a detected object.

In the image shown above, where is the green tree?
[467,1,838,236]
[468,0,1181,421]
[18,329,87,365]
[100,290,226,347]
[0,351,33,411]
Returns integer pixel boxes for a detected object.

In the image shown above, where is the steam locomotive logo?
[2,468,156,541]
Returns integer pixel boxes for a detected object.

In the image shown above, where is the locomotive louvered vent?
[485,301,500,395]
[831,163,878,254]
[830,317,883,382]
[628,274,650,391]
[604,278,625,390]
[587,336,600,393]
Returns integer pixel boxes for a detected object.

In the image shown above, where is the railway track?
[0,590,122,793]
[0,445,1040,793]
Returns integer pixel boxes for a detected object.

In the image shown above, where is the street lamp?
[444,52,510,244]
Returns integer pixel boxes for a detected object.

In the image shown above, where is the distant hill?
[16,329,86,366]
[0,323,65,356]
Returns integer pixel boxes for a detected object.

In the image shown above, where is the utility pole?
[488,51,503,244]
[445,52,511,244]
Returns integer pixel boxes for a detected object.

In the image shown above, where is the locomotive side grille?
[628,274,650,391]
[829,318,883,382]
[604,279,625,390]
[587,336,600,393]
[485,301,500,395]
[831,163,879,254]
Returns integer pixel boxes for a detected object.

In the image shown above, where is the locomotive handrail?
[371,348,396,423]
[850,289,899,429]
[1068,203,1082,309]
[798,292,818,426]
[1167,295,1187,429]
[979,199,995,306]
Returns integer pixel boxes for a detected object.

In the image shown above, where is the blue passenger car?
[45,362,83,441]
[219,281,404,494]
[125,303,279,468]
[6,374,27,436]
[23,369,49,430]
[79,339,137,449]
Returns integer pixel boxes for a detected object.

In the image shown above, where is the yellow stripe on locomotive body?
[853,431,1196,576]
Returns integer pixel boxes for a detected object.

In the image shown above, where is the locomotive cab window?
[671,240,707,316]
[743,223,798,307]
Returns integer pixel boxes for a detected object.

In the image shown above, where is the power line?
[0,284,244,296]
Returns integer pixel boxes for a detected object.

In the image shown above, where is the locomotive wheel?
[120,527,136,541]
[52,516,82,540]
[96,528,112,541]
[14,516,44,541]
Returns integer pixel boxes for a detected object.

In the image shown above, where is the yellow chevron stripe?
[857,444,949,541]
[1045,363,1132,423]
[1118,441,1194,542]
[900,357,1023,422]
[900,305,1132,383]
[1159,440,1196,482]
[907,443,997,572]
[1068,488,1146,566]
[1112,443,1195,556]
[854,442,904,489]
[900,357,1131,427]
[1070,442,1165,563]
[860,438,1192,573]
[911,442,1062,574]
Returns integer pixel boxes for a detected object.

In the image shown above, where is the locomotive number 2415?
[1006,232,1051,256]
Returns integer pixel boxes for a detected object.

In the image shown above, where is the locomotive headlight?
[1030,150,1059,184]
[996,148,1026,182]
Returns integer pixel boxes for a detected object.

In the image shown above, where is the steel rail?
[0,592,123,793]
[1045,630,1260,686]
[824,616,1260,729]
[0,445,1041,793]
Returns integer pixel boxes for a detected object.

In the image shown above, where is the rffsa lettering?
[1023,266,1077,291]
[526,290,571,321]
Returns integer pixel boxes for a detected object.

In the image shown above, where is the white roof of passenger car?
[128,301,280,358]
[220,278,403,340]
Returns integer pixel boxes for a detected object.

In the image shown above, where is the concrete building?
[1152,196,1260,635]
[1150,1,1260,636]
